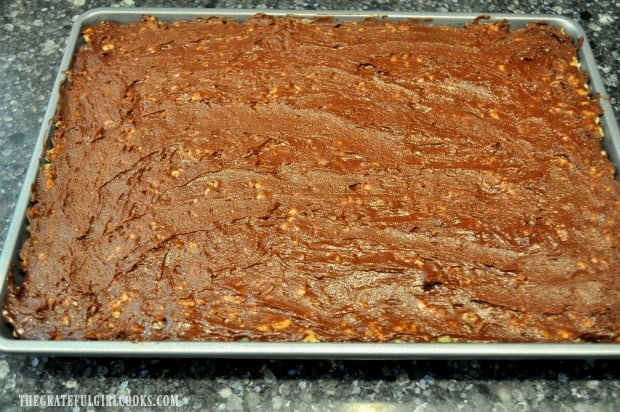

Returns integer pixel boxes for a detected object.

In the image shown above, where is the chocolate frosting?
[3,15,620,342]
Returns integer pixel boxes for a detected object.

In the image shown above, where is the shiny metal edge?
[1,340,620,359]
[1,8,618,358]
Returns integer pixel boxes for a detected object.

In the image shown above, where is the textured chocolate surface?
[3,15,620,342]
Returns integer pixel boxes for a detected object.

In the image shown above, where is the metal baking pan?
[1,8,619,358]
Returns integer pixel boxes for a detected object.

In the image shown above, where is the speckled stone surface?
[1,0,619,411]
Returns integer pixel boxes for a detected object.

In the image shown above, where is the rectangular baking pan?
[1,8,619,358]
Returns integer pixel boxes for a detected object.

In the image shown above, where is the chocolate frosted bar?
[4,15,619,342]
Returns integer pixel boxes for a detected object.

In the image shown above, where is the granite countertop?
[0,1,619,410]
